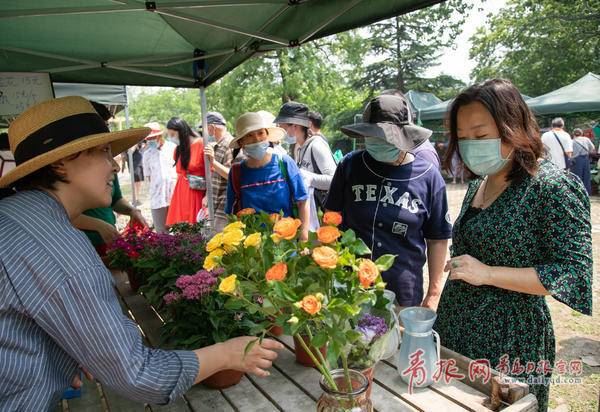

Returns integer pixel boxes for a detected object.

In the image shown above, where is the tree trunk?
[276,49,292,103]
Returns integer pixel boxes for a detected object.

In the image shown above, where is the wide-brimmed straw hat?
[0,96,149,188]
[341,95,432,151]
[230,112,285,149]
[144,122,163,139]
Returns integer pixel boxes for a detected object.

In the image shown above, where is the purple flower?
[357,314,388,345]
[163,292,181,305]
[174,270,218,301]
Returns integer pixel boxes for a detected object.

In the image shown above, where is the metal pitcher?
[397,307,440,388]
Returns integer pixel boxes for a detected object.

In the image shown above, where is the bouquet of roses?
[206,208,396,392]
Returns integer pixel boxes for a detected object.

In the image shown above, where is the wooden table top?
[57,272,537,412]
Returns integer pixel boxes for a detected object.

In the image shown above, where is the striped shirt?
[0,190,198,411]
[211,134,233,224]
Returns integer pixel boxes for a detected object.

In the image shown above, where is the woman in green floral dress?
[435,79,592,411]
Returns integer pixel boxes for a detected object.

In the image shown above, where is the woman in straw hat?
[142,122,177,233]
[226,112,310,240]
[0,97,282,411]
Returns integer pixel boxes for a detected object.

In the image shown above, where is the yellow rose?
[203,248,224,271]
[222,229,245,248]
[287,316,299,324]
[223,221,245,233]
[271,233,282,244]
[206,233,223,252]
[218,274,238,294]
[243,232,262,248]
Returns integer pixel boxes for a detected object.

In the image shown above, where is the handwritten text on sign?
[0,72,54,116]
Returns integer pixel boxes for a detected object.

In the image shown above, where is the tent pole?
[124,104,137,206]
[199,86,215,233]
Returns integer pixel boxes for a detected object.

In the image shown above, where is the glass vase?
[316,369,373,412]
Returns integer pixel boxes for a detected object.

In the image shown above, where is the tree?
[470,0,600,96]
[356,0,471,94]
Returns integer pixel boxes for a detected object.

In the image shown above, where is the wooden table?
[57,272,538,412]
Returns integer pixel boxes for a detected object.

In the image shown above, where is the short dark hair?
[308,111,323,129]
[13,165,69,192]
[442,79,543,182]
[0,132,9,150]
[90,101,112,122]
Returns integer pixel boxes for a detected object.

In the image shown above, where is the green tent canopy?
[419,93,534,122]
[0,0,442,88]
[527,72,600,116]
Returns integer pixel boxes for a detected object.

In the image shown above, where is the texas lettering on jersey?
[351,183,423,214]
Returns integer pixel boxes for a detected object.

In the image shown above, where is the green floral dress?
[435,161,593,411]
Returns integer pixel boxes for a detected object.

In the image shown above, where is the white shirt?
[541,129,573,169]
[142,141,177,209]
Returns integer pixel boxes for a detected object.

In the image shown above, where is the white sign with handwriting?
[0,72,54,117]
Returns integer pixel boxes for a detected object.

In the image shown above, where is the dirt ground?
[118,174,599,412]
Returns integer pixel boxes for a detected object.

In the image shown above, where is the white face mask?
[167,135,180,145]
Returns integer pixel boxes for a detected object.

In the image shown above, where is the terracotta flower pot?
[268,324,284,336]
[293,335,327,368]
[202,369,244,389]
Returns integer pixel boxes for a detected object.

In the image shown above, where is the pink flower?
[163,292,181,305]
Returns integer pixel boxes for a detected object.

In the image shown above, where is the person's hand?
[202,196,208,209]
[204,145,215,165]
[97,221,119,245]
[221,336,283,377]
[421,293,441,312]
[70,366,94,389]
[129,209,148,228]
[445,254,492,286]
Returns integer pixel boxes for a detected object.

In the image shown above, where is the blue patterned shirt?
[0,191,199,411]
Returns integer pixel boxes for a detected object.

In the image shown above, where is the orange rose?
[312,246,338,269]
[265,262,288,282]
[323,211,342,226]
[358,259,379,288]
[273,217,302,240]
[299,295,322,315]
[316,226,341,244]
[269,213,282,224]
[236,208,256,217]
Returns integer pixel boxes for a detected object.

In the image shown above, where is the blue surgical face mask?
[147,140,158,149]
[284,133,296,145]
[243,141,270,160]
[364,137,401,163]
[458,138,512,176]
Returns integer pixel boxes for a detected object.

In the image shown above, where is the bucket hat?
[231,112,285,149]
[144,122,163,139]
[341,95,432,151]
[274,101,310,128]
[0,96,148,188]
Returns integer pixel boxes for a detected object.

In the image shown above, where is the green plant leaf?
[351,238,371,255]
[244,338,259,356]
[341,229,356,245]
[312,330,329,348]
[375,254,396,272]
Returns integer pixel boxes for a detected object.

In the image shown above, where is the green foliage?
[357,0,471,93]
[128,88,201,128]
[470,0,600,96]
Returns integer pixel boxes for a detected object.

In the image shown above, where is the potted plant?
[161,267,265,389]
[208,210,395,410]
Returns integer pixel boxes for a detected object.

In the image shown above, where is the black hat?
[206,111,226,126]
[341,95,432,151]
[274,101,310,128]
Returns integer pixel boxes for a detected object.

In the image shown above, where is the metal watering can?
[397,307,440,388]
